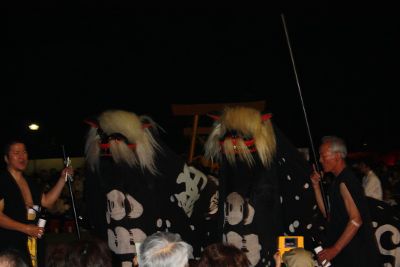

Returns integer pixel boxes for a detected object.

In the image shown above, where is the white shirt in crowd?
[362,170,383,200]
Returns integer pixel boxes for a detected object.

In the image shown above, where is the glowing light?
[28,123,40,131]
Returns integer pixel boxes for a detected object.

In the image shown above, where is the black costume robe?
[85,138,213,266]
[327,167,382,267]
[0,171,44,267]
[217,126,324,266]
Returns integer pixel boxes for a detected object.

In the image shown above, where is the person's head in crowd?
[65,238,112,267]
[45,243,69,267]
[138,231,193,267]
[273,248,315,267]
[196,243,251,267]
[282,248,315,267]
[0,249,29,267]
[357,158,375,175]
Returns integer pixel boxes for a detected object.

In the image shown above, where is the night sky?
[5,6,400,159]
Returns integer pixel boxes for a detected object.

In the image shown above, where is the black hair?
[3,138,26,157]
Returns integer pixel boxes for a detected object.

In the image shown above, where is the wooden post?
[188,114,199,163]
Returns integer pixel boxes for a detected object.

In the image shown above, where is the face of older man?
[319,142,340,174]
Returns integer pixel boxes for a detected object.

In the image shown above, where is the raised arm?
[41,166,73,209]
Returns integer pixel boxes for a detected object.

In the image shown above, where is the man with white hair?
[138,232,193,267]
[311,136,382,267]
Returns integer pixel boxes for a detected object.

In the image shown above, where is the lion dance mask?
[204,106,323,267]
[84,110,213,266]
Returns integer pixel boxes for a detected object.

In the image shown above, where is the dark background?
[5,6,400,159]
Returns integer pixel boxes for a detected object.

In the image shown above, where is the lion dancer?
[84,110,214,267]
[204,106,324,267]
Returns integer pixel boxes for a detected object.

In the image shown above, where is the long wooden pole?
[280,13,330,217]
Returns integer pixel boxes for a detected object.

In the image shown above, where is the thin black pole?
[280,13,330,217]
[62,145,81,240]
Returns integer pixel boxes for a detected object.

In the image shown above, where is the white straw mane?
[85,110,161,174]
[205,106,276,167]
